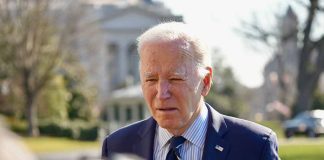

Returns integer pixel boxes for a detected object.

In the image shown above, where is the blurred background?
[0,0,324,159]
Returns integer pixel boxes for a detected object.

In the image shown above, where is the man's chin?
[158,121,178,129]
[157,121,185,134]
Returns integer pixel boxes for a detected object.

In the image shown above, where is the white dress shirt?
[153,104,208,160]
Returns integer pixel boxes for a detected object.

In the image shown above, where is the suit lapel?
[132,117,156,160]
[202,104,230,160]
[131,105,230,160]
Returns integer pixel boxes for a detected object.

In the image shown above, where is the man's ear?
[202,67,213,96]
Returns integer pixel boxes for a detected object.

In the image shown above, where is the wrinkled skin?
[139,39,212,135]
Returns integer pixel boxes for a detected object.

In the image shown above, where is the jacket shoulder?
[104,118,153,144]
[102,117,155,157]
[222,115,279,159]
[223,115,275,140]
[224,116,273,136]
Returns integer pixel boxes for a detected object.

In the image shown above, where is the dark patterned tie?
[166,136,186,160]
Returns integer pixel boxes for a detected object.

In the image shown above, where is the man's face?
[140,40,207,135]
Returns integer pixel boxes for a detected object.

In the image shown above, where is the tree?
[312,89,324,110]
[240,0,324,116]
[294,0,324,115]
[37,75,70,121]
[0,0,101,136]
[0,0,65,136]
[205,54,249,118]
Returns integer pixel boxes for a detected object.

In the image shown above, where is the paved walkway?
[37,149,100,160]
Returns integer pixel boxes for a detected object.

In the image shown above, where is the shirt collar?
[182,103,208,149]
[157,103,208,150]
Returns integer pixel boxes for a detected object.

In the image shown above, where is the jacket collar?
[133,117,156,160]
[132,103,230,160]
[202,103,230,160]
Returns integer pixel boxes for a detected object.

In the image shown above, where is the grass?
[279,138,324,160]
[257,120,324,160]
[21,121,324,160]
[257,120,284,138]
[22,137,101,153]
[23,137,324,160]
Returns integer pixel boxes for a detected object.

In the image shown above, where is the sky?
[155,0,301,88]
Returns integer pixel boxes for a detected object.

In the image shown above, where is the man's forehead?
[142,66,188,77]
[140,39,194,58]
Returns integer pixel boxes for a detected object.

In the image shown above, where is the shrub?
[6,117,27,135]
[79,125,98,141]
[38,119,98,141]
[39,120,73,138]
[70,120,98,141]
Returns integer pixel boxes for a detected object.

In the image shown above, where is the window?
[113,104,120,121]
[126,107,132,121]
[138,104,144,120]
[101,108,109,121]
[107,43,119,88]
[108,43,118,54]
[127,43,139,82]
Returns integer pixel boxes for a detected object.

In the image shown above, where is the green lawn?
[21,121,324,160]
[22,137,324,160]
[258,121,324,160]
[22,137,100,153]
[257,121,284,138]
[279,138,324,160]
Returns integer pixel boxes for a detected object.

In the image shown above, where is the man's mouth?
[157,107,177,112]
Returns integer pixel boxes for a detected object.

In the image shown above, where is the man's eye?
[170,78,183,81]
[146,79,157,82]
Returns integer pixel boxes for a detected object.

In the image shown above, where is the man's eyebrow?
[143,69,187,77]
[172,72,185,76]
[144,72,155,77]
[170,69,186,76]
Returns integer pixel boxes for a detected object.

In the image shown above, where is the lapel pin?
[215,145,224,152]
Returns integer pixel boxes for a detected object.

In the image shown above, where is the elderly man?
[102,22,279,160]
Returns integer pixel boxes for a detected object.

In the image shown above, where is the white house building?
[82,0,182,134]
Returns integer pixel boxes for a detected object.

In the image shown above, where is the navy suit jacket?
[102,104,279,159]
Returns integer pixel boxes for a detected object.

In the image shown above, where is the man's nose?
[157,81,171,99]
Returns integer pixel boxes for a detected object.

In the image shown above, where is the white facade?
[84,0,182,134]
[103,85,149,133]
[100,4,182,91]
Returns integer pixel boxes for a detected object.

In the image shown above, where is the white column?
[118,42,128,84]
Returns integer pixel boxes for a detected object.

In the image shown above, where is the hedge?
[38,119,98,141]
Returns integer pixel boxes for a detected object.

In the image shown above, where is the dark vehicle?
[283,110,324,138]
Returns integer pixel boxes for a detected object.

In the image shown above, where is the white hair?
[137,22,211,77]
